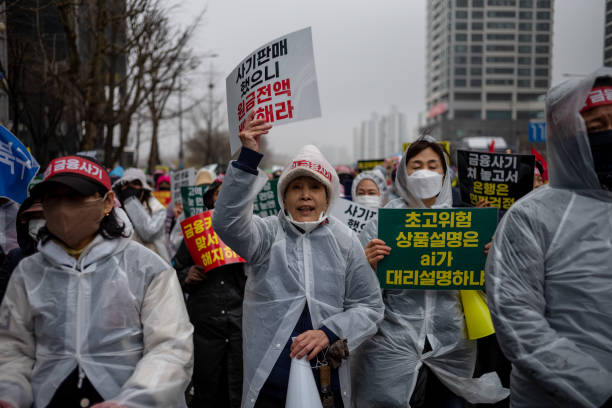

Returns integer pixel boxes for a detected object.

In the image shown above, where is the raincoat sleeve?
[358,216,378,249]
[112,268,194,407]
[212,164,276,265]
[486,206,612,407]
[320,235,384,350]
[168,215,185,256]
[122,197,166,242]
[0,269,35,408]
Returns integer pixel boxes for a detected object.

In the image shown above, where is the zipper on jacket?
[302,236,312,308]
[75,265,85,388]
[423,290,433,353]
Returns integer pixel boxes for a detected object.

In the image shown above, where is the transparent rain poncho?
[212,147,384,408]
[0,209,193,408]
[352,136,508,407]
[485,67,612,407]
[114,168,170,262]
[350,167,388,200]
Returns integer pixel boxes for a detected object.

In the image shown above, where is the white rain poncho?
[0,199,19,254]
[485,67,612,407]
[350,167,388,200]
[114,168,170,261]
[212,149,384,408]
[0,209,193,408]
[352,136,508,407]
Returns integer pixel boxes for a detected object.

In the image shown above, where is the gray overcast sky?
[153,0,604,166]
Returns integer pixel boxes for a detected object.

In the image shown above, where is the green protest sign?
[254,179,280,217]
[377,208,498,290]
[181,185,209,218]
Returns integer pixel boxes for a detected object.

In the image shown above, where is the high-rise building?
[605,0,612,67]
[425,0,553,152]
[353,107,409,161]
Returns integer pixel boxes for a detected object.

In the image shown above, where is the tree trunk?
[148,117,160,173]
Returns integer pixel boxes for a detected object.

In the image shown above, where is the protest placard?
[181,185,209,218]
[254,179,280,217]
[356,159,385,173]
[170,168,196,206]
[180,211,246,273]
[377,208,498,290]
[456,150,535,210]
[152,191,171,207]
[226,27,321,155]
[329,197,377,234]
[0,126,39,204]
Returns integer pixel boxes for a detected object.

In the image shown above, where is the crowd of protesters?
[0,67,611,408]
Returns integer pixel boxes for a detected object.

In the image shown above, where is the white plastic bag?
[285,357,323,408]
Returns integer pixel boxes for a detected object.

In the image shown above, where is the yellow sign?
[357,159,385,173]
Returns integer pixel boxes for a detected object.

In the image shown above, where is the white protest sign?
[226,27,322,155]
[329,198,378,234]
[170,168,196,205]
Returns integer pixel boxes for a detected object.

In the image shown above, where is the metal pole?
[207,61,214,164]
[178,77,184,169]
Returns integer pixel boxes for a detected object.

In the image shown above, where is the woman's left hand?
[290,330,330,361]
[173,202,183,218]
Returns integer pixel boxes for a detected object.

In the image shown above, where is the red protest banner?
[152,190,172,207]
[180,211,246,273]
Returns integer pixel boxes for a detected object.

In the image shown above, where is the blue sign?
[0,126,39,204]
[528,121,546,143]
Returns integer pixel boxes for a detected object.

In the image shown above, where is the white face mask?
[287,211,327,234]
[407,169,443,199]
[28,219,46,240]
[354,195,381,209]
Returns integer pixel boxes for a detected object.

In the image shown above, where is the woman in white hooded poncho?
[351,167,387,209]
[212,113,384,408]
[352,137,508,407]
[113,168,169,261]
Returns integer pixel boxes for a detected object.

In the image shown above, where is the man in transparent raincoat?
[486,68,612,407]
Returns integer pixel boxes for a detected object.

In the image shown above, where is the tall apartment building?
[605,0,612,67]
[425,0,553,152]
[353,106,408,161]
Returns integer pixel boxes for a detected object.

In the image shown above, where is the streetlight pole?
[178,76,184,169]
[207,61,214,164]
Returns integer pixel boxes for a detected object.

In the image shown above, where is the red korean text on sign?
[237,78,294,131]
[180,211,246,273]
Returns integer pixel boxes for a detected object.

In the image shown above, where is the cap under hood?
[277,145,340,211]
[394,135,452,208]
[546,66,612,198]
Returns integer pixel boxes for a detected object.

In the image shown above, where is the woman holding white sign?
[352,137,508,408]
[212,112,384,408]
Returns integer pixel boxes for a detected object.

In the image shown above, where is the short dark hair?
[404,137,448,176]
[593,76,612,88]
